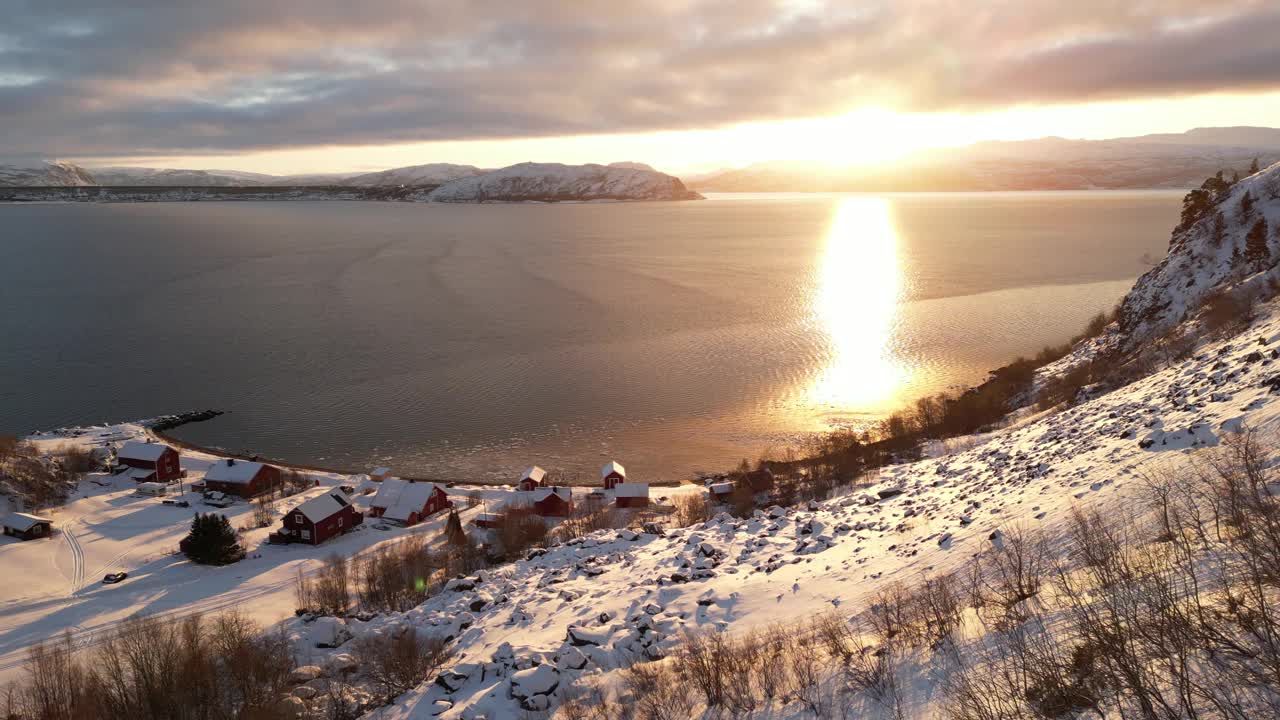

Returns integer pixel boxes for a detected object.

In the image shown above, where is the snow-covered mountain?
[426,162,702,202]
[0,160,95,186]
[1117,161,1280,348]
[89,167,278,186]
[341,163,483,187]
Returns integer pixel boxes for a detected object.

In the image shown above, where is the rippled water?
[0,192,1179,481]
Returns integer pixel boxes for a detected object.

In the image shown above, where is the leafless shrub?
[495,507,549,559]
[671,492,710,528]
[354,629,452,702]
[620,661,696,720]
[356,535,443,612]
[295,554,350,615]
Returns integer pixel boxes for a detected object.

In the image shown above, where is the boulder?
[289,666,322,684]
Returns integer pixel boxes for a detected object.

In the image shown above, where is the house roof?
[124,466,156,480]
[710,482,735,494]
[522,466,546,483]
[293,490,351,524]
[370,467,392,477]
[528,487,572,503]
[614,482,649,498]
[118,440,171,462]
[601,460,626,478]
[5,512,52,531]
[370,478,442,521]
[203,459,268,484]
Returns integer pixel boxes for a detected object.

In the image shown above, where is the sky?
[4,1,1280,175]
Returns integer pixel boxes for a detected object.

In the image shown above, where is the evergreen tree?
[1231,170,1240,184]
[1250,157,1261,174]
[1211,211,1226,246]
[180,512,244,565]
[1241,190,1254,220]
[1245,217,1271,270]
[443,509,467,546]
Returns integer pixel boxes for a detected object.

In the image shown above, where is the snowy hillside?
[342,163,483,187]
[0,161,95,186]
[89,167,278,186]
[426,162,703,202]
[1117,161,1280,348]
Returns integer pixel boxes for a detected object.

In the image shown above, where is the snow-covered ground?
[0,424,519,684]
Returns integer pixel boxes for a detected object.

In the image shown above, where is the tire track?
[62,521,85,595]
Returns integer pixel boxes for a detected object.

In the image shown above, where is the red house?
[117,441,182,483]
[202,458,281,498]
[367,479,451,525]
[272,489,363,545]
[518,465,546,492]
[614,482,650,509]
[527,487,573,517]
[601,461,626,491]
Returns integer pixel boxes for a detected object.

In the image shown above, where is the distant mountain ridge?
[696,127,1280,192]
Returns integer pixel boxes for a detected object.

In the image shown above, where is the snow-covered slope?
[1117,161,1280,348]
[342,163,483,187]
[0,161,95,186]
[426,162,703,202]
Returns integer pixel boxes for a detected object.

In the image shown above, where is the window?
[301,530,310,540]
[338,516,343,528]
[295,514,304,525]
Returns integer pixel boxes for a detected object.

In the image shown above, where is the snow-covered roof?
[370,478,443,521]
[124,467,156,480]
[710,482,735,494]
[118,440,171,462]
[203,459,267,484]
[614,482,648,498]
[370,467,392,477]
[4,512,52,531]
[522,466,546,483]
[136,482,166,492]
[528,487,571,503]
[601,460,626,478]
[293,490,351,524]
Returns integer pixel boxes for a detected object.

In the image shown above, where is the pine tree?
[1245,217,1271,270]
[1241,191,1255,220]
[1250,157,1261,174]
[181,512,244,565]
[1211,211,1226,246]
[1232,170,1240,184]
[443,509,467,546]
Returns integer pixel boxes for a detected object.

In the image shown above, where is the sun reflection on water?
[809,197,908,411]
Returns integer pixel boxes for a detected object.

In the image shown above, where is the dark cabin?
[272,490,363,545]
[117,440,182,482]
[3,512,53,541]
[529,487,573,517]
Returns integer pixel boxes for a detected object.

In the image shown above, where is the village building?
[709,481,735,503]
[369,467,394,482]
[474,512,504,529]
[202,458,281,498]
[271,489,363,545]
[2,512,53,540]
[135,482,168,497]
[368,478,451,525]
[614,482,650,508]
[601,461,626,490]
[518,465,547,492]
[526,486,573,517]
[116,440,182,482]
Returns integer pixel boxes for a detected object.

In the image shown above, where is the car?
[102,572,128,584]
[161,499,191,507]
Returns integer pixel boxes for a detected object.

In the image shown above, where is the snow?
[117,440,170,462]
[613,482,648,498]
[0,160,94,187]
[601,460,625,479]
[293,490,352,524]
[203,458,266,484]
[521,466,546,484]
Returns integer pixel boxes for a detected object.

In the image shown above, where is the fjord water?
[1,192,1178,481]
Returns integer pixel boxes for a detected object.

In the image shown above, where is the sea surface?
[1,192,1180,482]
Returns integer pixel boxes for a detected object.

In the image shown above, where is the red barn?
[368,479,451,525]
[273,490,363,545]
[518,465,546,492]
[117,441,182,482]
[601,461,626,490]
[528,487,573,517]
[614,482,649,509]
[202,458,281,498]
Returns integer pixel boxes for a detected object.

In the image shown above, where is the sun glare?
[809,197,908,410]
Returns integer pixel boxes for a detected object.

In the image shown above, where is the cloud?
[2,0,1279,156]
